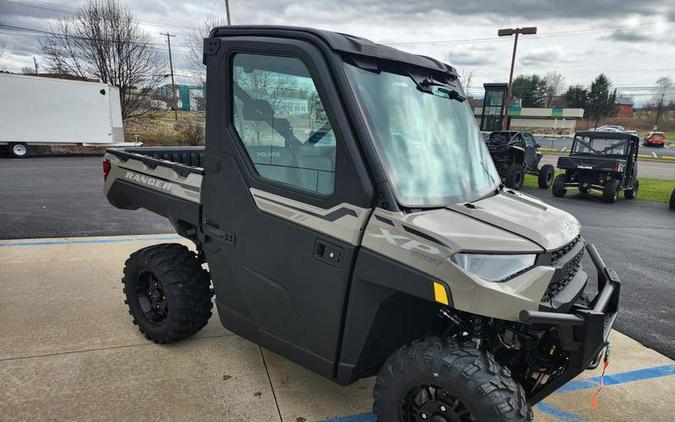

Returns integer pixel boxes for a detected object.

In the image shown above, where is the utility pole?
[654,92,665,130]
[497,26,537,130]
[33,57,38,76]
[224,0,231,25]
[160,32,178,121]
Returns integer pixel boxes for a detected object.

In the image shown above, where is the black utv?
[552,131,640,203]
[485,131,555,190]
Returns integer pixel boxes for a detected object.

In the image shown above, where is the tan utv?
[103,26,621,422]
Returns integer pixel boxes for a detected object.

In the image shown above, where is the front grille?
[543,236,584,302]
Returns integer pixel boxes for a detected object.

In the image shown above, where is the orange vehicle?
[643,131,667,147]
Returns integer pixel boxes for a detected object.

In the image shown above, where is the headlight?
[452,253,536,282]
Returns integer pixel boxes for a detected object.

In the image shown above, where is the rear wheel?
[373,337,531,422]
[505,164,525,190]
[603,179,621,203]
[552,174,567,197]
[9,143,29,158]
[624,179,639,200]
[122,243,213,343]
[537,164,555,189]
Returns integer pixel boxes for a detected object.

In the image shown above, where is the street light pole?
[498,26,537,130]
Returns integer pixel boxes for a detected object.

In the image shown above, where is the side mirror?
[535,143,541,148]
[242,99,274,122]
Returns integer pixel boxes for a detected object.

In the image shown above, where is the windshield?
[572,136,629,155]
[345,63,500,207]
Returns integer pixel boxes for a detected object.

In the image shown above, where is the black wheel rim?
[136,271,168,324]
[546,172,553,184]
[401,384,475,422]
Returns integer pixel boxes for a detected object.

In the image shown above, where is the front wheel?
[552,174,567,197]
[122,243,213,343]
[505,164,525,190]
[10,143,29,158]
[537,164,555,189]
[373,337,531,422]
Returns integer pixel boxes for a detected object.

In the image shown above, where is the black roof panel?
[209,25,457,77]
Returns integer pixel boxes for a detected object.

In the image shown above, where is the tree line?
[512,72,674,127]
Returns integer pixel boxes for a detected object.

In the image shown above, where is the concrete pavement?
[1,235,674,421]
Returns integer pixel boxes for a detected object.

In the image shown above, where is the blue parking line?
[0,235,182,248]
[315,364,675,422]
[557,363,675,394]
[537,403,587,422]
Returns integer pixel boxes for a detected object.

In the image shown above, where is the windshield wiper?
[419,79,466,102]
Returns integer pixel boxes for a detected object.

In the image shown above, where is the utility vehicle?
[103,26,621,422]
[553,131,640,203]
[485,131,555,189]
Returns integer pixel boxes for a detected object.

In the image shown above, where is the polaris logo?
[578,165,593,169]
[370,228,441,255]
[125,171,173,191]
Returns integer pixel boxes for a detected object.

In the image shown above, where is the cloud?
[446,45,498,66]
[601,28,654,42]
[519,45,572,66]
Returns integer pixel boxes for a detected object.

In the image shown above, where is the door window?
[232,53,336,195]
[523,134,536,147]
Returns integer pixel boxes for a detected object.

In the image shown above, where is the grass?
[523,173,674,203]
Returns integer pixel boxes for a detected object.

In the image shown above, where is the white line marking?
[652,152,658,158]
[561,146,567,152]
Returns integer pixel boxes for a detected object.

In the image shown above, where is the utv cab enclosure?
[485,131,554,190]
[553,131,640,203]
[103,26,621,422]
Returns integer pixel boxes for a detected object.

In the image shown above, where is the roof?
[616,96,634,106]
[575,131,639,140]
[209,25,457,77]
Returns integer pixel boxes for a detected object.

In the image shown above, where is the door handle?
[313,239,344,267]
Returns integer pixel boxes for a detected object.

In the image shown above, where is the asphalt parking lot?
[1,155,674,421]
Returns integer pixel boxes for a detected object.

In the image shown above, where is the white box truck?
[0,73,126,158]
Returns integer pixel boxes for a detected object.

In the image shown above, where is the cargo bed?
[103,147,204,233]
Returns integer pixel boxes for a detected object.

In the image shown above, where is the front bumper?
[519,243,621,404]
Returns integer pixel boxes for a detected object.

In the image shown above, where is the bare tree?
[457,67,474,93]
[652,76,674,104]
[0,38,7,66]
[543,71,565,107]
[40,0,162,119]
[185,18,226,86]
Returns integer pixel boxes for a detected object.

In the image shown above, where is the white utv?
[103,26,621,421]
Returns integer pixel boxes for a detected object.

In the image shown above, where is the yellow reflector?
[433,282,449,305]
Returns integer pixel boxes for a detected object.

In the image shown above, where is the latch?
[313,239,344,267]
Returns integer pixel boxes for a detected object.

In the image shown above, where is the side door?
[201,37,374,378]
[522,133,538,170]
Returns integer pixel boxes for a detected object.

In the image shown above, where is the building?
[615,96,634,118]
[473,106,585,133]
[157,84,205,112]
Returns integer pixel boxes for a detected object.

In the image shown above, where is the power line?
[0,0,195,30]
[0,23,192,53]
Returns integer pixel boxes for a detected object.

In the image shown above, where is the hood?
[445,190,581,251]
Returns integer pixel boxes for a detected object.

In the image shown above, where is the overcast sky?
[1,0,674,104]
